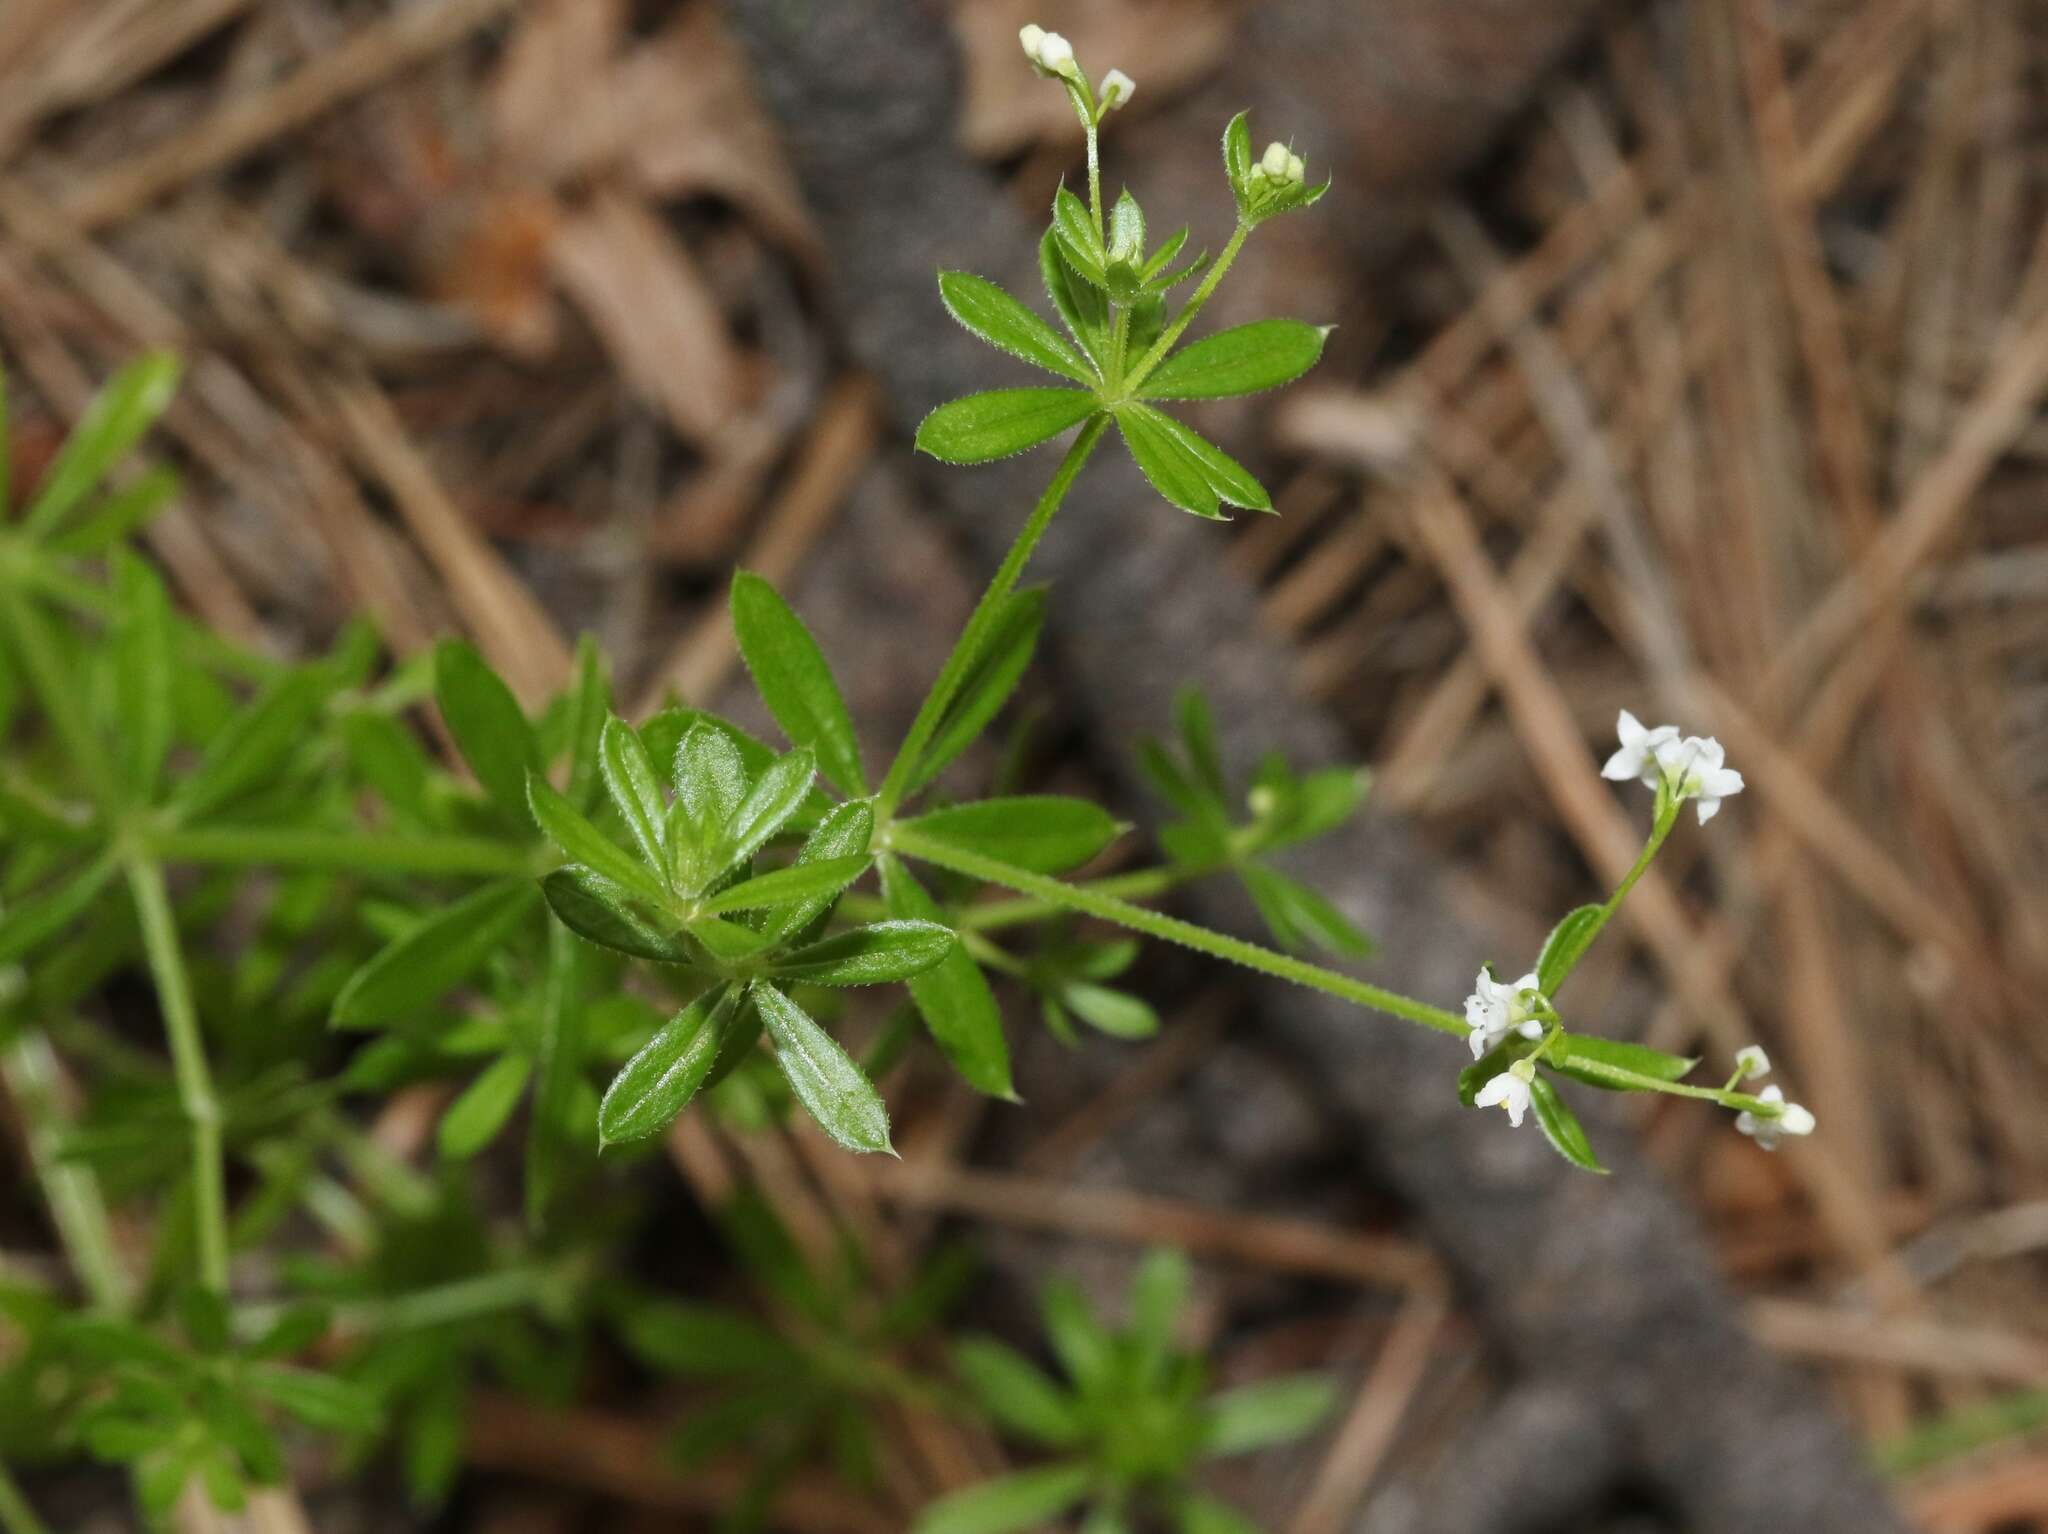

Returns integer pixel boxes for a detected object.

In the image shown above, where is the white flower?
[1260,141,1293,179]
[1463,968,1544,1059]
[1734,1045,1770,1080]
[1099,68,1135,110]
[1475,1069,1532,1127]
[1601,709,1678,789]
[1736,1085,1816,1151]
[1661,734,1745,824]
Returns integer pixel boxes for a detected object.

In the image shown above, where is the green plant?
[926,1250,1335,1534]
[0,23,1815,1529]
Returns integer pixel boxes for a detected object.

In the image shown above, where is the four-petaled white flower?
[1475,1068,1533,1127]
[1734,1044,1770,1080]
[1599,710,1746,825]
[1099,68,1135,110]
[1464,968,1545,1059]
[1735,1085,1815,1151]
[1601,709,1679,790]
[1663,734,1744,824]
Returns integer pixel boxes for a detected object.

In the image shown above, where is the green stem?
[961,864,1192,932]
[146,825,534,879]
[0,1466,52,1534]
[1,1034,131,1311]
[1562,1052,1779,1113]
[875,416,1111,821]
[1547,800,1681,998]
[890,827,1465,1038]
[1122,221,1252,394]
[123,856,228,1295]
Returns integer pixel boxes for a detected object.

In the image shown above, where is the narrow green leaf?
[880,858,1013,1098]
[527,922,590,1222]
[541,867,695,964]
[912,1463,1094,1534]
[1222,112,1254,201]
[598,985,740,1145]
[910,588,1045,794]
[561,634,610,809]
[331,880,537,1028]
[599,715,669,874]
[898,796,1121,875]
[1129,1249,1190,1379]
[24,352,181,536]
[698,854,868,915]
[674,720,748,864]
[47,466,178,555]
[915,389,1099,466]
[111,552,174,800]
[1060,981,1158,1039]
[169,668,332,822]
[729,573,866,796]
[1038,1279,1111,1391]
[1141,319,1329,400]
[241,1365,381,1435]
[528,772,668,907]
[770,920,955,987]
[1177,686,1227,799]
[1550,1033,1698,1093]
[337,711,430,820]
[437,1053,532,1160]
[1040,227,1109,371]
[952,1338,1082,1446]
[687,916,776,963]
[1529,1074,1608,1173]
[1203,1374,1338,1455]
[752,983,892,1154]
[766,799,875,941]
[1117,403,1271,515]
[721,747,817,871]
[613,1296,802,1377]
[1536,902,1607,994]
[1241,864,1374,959]
[435,639,537,815]
[1051,185,1107,283]
[939,271,1093,383]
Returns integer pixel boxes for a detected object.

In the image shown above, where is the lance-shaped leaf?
[332,880,538,1028]
[1040,227,1109,371]
[1050,185,1107,285]
[45,466,177,556]
[527,922,590,1222]
[730,573,866,796]
[916,388,1099,466]
[898,796,1121,875]
[111,552,174,801]
[1141,319,1329,400]
[1529,1074,1608,1173]
[0,850,118,965]
[881,858,1013,1098]
[719,747,817,873]
[437,1052,531,1160]
[913,1464,1095,1534]
[752,983,892,1153]
[952,1337,1082,1446]
[1536,902,1606,995]
[559,634,610,809]
[435,640,537,815]
[1222,111,1255,210]
[23,352,181,536]
[599,715,669,875]
[909,588,1045,795]
[1240,864,1373,959]
[542,867,695,964]
[528,773,669,907]
[598,984,742,1145]
[171,667,332,822]
[766,799,875,941]
[697,853,868,915]
[674,721,747,844]
[939,272,1093,383]
[1117,403,1272,517]
[769,920,956,987]
[1059,981,1157,1039]
[1203,1374,1338,1455]
[1550,1033,1699,1093]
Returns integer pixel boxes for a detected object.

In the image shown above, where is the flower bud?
[1286,152,1306,183]
[1036,30,1076,76]
[1100,68,1135,110]
[1734,1045,1770,1080]
[1018,23,1046,59]
[1261,141,1292,179]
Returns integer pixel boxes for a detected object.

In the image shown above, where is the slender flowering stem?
[124,855,229,1294]
[876,415,1111,822]
[889,827,1467,1037]
[1122,220,1252,394]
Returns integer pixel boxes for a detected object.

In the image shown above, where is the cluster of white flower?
[1601,710,1745,824]
[1730,1048,1815,1150]
[1018,24,1135,110]
[1259,140,1306,186]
